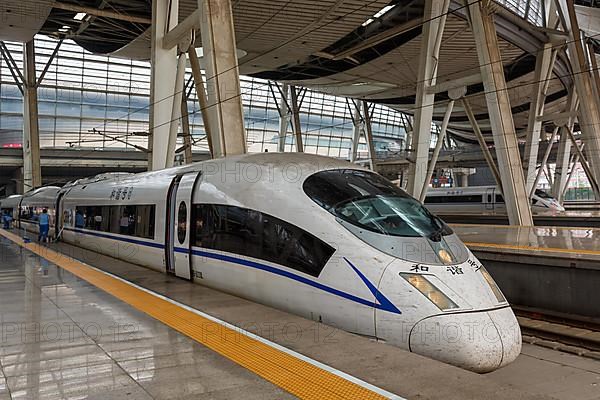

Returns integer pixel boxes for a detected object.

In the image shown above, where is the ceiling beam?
[52,2,152,24]
[163,9,201,50]
[426,73,482,94]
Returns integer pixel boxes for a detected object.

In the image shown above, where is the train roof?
[21,186,61,206]
[63,153,367,189]
[0,194,22,208]
[22,186,61,197]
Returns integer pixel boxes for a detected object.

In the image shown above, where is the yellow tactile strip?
[463,241,600,257]
[0,229,389,400]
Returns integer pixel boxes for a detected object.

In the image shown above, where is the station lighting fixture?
[361,4,396,27]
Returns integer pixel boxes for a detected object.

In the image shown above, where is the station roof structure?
[1,0,599,145]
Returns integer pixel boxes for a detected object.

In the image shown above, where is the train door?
[54,191,65,239]
[165,172,201,280]
[16,198,22,229]
[485,187,495,211]
[165,176,182,274]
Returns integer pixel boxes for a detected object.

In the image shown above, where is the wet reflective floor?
[0,237,293,400]
[1,234,599,400]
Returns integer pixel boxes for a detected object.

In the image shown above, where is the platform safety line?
[463,240,600,256]
[0,229,403,400]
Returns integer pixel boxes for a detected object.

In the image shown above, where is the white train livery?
[424,185,564,214]
[1,153,521,373]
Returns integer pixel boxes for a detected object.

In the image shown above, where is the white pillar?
[362,101,377,171]
[199,0,246,157]
[420,99,454,202]
[180,99,193,164]
[149,0,178,170]
[22,40,41,191]
[164,53,187,168]
[289,85,304,152]
[350,103,362,162]
[530,127,559,198]
[565,127,600,195]
[405,0,450,196]
[523,43,556,191]
[469,2,533,225]
[552,89,578,202]
[188,46,214,157]
[277,83,290,152]
[560,0,600,199]
[460,173,469,188]
[462,98,502,189]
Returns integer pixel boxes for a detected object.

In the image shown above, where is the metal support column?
[551,89,578,202]
[289,85,304,152]
[277,83,290,152]
[565,127,600,195]
[406,0,450,196]
[463,98,502,188]
[199,0,246,157]
[149,0,179,170]
[180,98,193,164]
[188,45,214,157]
[587,40,600,103]
[22,40,41,192]
[362,101,377,171]
[523,43,556,191]
[350,102,362,163]
[165,53,187,168]
[529,127,559,198]
[469,2,533,225]
[562,145,584,200]
[559,0,600,199]
[420,99,454,202]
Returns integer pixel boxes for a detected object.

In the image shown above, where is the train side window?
[192,204,335,277]
[425,195,481,203]
[135,205,155,239]
[177,202,187,244]
[495,194,505,203]
[63,210,73,227]
[75,204,155,239]
[456,195,482,203]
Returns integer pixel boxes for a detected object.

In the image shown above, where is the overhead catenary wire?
[7,0,599,167]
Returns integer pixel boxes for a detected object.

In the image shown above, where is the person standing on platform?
[38,208,50,243]
[2,211,12,229]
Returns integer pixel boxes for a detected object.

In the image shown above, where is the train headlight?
[480,267,506,303]
[400,273,459,311]
[437,249,453,264]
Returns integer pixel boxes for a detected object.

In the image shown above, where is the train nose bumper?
[409,306,521,373]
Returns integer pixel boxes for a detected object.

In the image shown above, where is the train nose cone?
[409,307,521,373]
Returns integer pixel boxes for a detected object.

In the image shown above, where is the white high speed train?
[424,185,565,214]
[1,153,521,372]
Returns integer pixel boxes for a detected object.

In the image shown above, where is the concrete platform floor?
[0,236,599,399]
[452,224,600,262]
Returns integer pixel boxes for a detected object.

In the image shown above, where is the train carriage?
[18,186,61,238]
[424,185,565,214]
[0,153,522,373]
[1,194,22,221]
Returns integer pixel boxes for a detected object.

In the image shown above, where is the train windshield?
[303,169,452,240]
[534,189,552,199]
